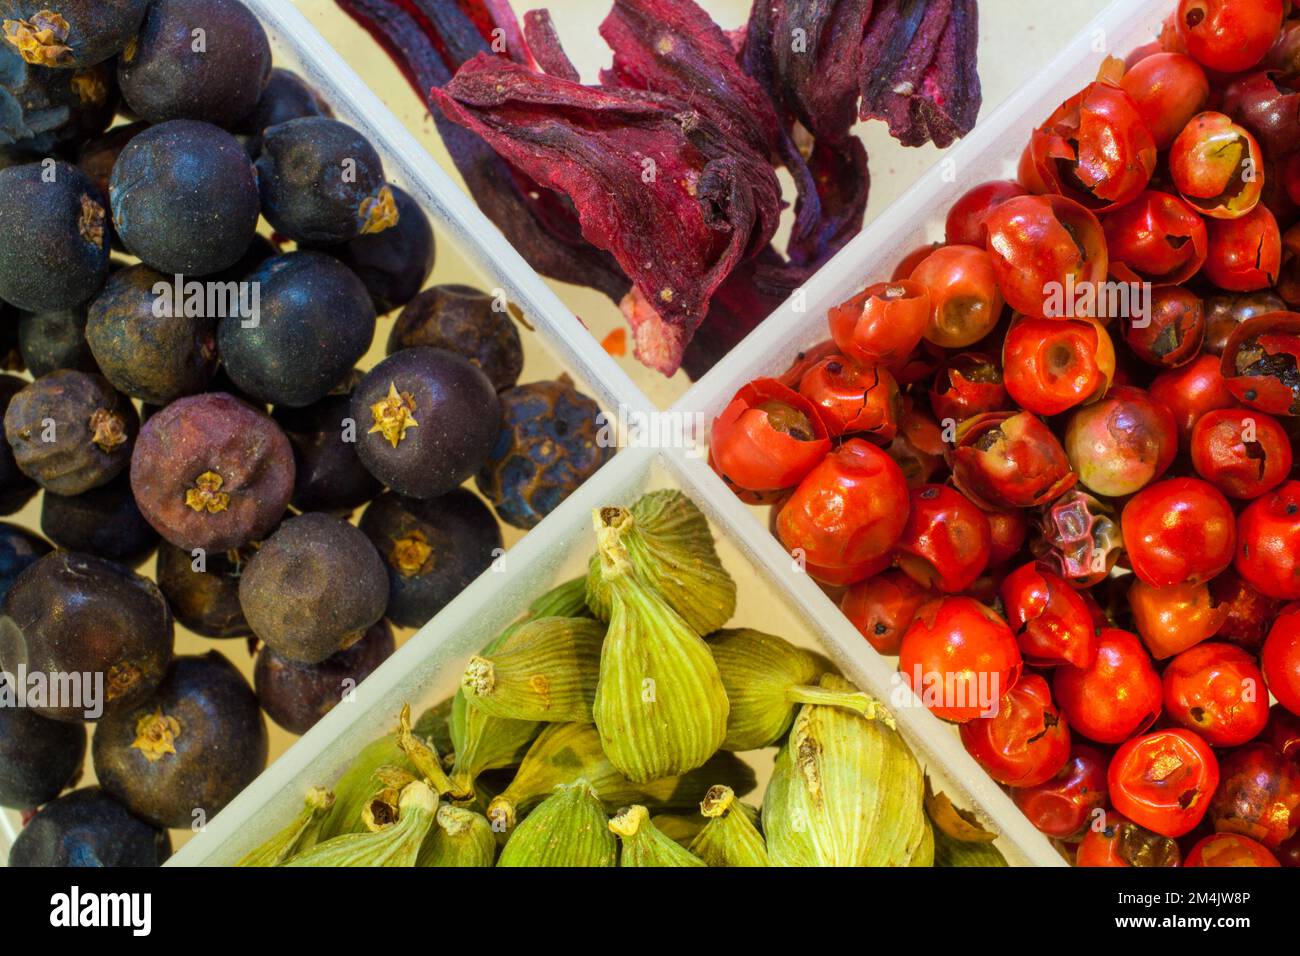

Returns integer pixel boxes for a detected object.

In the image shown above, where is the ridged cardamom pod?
[417,805,497,867]
[652,814,706,847]
[688,785,769,867]
[237,788,335,867]
[910,821,935,867]
[448,686,540,797]
[496,781,617,867]
[396,703,472,799]
[707,628,888,751]
[318,735,418,840]
[285,781,439,867]
[486,722,757,832]
[585,491,736,635]
[530,576,593,619]
[610,805,706,867]
[591,515,729,783]
[461,616,605,723]
[414,697,456,756]
[763,674,928,866]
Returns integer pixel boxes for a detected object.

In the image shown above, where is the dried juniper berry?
[387,284,523,392]
[359,490,502,629]
[41,473,159,568]
[0,160,109,312]
[254,618,394,735]
[476,379,612,529]
[130,392,294,553]
[9,787,170,867]
[0,521,49,602]
[236,67,330,156]
[116,0,271,129]
[109,120,260,276]
[76,120,146,208]
[256,116,396,244]
[154,541,251,639]
[86,263,219,405]
[0,43,117,156]
[3,369,137,496]
[92,651,267,830]
[0,551,174,721]
[272,374,381,514]
[0,1,150,69]
[0,374,37,513]
[17,304,98,377]
[217,251,375,408]
[310,185,434,315]
[0,676,85,809]
[352,347,501,500]
[239,511,388,664]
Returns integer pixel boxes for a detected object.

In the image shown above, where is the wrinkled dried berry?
[352,347,500,500]
[476,379,612,529]
[254,618,394,734]
[0,551,174,721]
[109,120,260,276]
[130,392,294,553]
[3,369,137,495]
[41,473,159,569]
[0,160,108,312]
[92,651,267,829]
[1,1,149,69]
[0,521,48,602]
[358,489,502,629]
[0,374,37,513]
[256,116,394,244]
[0,678,85,809]
[311,184,434,315]
[239,511,388,664]
[0,43,117,155]
[154,541,250,639]
[8,787,170,867]
[218,251,375,408]
[17,303,97,378]
[75,120,147,226]
[272,376,381,514]
[117,0,271,129]
[387,284,523,392]
[87,264,219,405]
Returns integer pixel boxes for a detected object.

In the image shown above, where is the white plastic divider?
[241,0,652,420]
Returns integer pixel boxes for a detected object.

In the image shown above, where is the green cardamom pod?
[910,820,936,867]
[763,674,927,866]
[707,629,888,751]
[529,576,593,619]
[592,514,729,783]
[688,785,769,867]
[609,805,706,867]
[496,781,617,867]
[285,781,439,867]
[396,703,472,799]
[461,616,605,723]
[448,685,540,797]
[586,491,736,635]
[414,697,456,757]
[486,722,757,832]
[237,788,335,867]
[417,805,497,867]
[318,734,418,840]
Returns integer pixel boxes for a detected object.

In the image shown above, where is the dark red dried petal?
[599,0,782,159]
[336,0,631,302]
[859,0,981,148]
[522,9,579,81]
[431,56,781,374]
